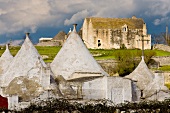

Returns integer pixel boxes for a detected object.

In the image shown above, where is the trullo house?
[50,24,135,104]
[125,56,170,101]
[0,33,62,110]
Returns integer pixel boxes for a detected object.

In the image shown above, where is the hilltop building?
[82,16,151,49]
[37,30,71,46]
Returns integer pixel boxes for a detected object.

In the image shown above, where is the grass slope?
[1,46,170,62]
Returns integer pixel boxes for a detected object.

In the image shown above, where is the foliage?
[157,65,170,71]
[114,50,156,76]
[0,46,170,62]
[152,32,170,45]
[165,83,170,90]
[3,98,170,113]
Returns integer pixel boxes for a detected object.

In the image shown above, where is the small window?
[98,40,101,47]
[124,27,126,32]
[147,40,149,44]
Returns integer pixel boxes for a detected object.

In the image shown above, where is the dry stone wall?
[153,44,170,52]
[152,56,170,66]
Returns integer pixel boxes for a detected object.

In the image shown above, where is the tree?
[152,32,170,45]
[115,50,156,77]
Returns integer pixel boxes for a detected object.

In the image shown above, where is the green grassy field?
[1,46,170,62]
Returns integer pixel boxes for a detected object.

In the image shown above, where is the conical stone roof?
[50,24,108,80]
[52,31,66,40]
[0,44,13,75]
[2,33,47,87]
[144,73,169,98]
[125,56,154,90]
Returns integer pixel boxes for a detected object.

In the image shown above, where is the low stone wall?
[97,60,118,76]
[152,56,170,66]
[153,44,170,52]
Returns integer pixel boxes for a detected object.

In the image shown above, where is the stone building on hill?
[37,30,71,46]
[52,31,67,46]
[82,16,151,49]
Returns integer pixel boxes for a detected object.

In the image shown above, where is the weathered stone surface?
[82,76,132,104]
[5,76,42,101]
[153,44,170,52]
[2,35,46,87]
[50,25,108,80]
[0,44,13,75]
[152,56,170,66]
[125,57,154,90]
[144,73,170,100]
[82,17,151,49]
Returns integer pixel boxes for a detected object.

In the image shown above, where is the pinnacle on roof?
[68,28,72,33]
[2,33,47,86]
[50,24,108,80]
[73,24,77,32]
[125,56,154,90]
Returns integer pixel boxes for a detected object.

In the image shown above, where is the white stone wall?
[8,95,19,110]
[82,77,106,100]
[107,77,132,104]
[82,76,133,104]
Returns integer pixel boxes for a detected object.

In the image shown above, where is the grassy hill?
[1,46,170,89]
[1,46,170,62]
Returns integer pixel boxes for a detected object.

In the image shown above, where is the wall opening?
[98,40,101,47]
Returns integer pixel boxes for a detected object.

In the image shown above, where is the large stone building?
[82,16,151,49]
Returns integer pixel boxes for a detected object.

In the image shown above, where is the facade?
[82,16,151,49]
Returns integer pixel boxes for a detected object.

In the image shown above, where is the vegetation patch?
[0,46,170,62]
[1,98,170,113]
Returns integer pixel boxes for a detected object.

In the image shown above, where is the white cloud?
[0,0,170,38]
[144,0,170,17]
[0,39,24,46]
[153,17,170,25]
[154,19,161,25]
[64,10,89,25]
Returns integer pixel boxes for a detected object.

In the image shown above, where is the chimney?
[73,24,77,32]
[166,25,168,44]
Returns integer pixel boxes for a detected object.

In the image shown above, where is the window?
[98,40,101,47]
[124,27,126,32]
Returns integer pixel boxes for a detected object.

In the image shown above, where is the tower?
[166,25,168,45]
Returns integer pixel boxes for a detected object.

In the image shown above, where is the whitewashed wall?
[82,76,133,104]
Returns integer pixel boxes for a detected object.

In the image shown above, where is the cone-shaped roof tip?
[6,44,9,50]
[141,56,144,60]
[25,32,30,38]
[69,28,71,33]
[73,24,77,32]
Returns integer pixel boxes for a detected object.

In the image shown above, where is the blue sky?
[0,0,170,45]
